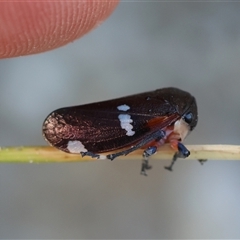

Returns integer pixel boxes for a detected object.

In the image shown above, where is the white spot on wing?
[117,104,130,111]
[67,140,88,153]
[118,114,135,136]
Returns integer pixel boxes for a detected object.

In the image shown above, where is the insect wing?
[43,90,181,154]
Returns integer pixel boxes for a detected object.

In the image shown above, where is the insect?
[42,87,198,175]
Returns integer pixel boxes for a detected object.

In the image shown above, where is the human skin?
[0,1,119,58]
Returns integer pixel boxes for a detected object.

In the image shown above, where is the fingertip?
[0,1,119,58]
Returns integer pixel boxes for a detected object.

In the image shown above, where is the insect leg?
[81,151,100,159]
[106,130,166,160]
[141,146,157,176]
[198,159,207,165]
[164,142,190,171]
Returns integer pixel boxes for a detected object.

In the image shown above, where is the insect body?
[42,87,198,175]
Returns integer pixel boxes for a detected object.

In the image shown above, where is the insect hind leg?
[107,130,166,176]
[81,151,100,159]
[106,130,165,161]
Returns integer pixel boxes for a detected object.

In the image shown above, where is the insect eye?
[183,112,193,124]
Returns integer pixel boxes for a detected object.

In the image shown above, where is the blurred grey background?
[1,2,240,239]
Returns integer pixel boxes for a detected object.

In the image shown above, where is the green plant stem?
[0,145,239,163]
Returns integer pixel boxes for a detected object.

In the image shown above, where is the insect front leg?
[198,159,207,165]
[164,142,190,171]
